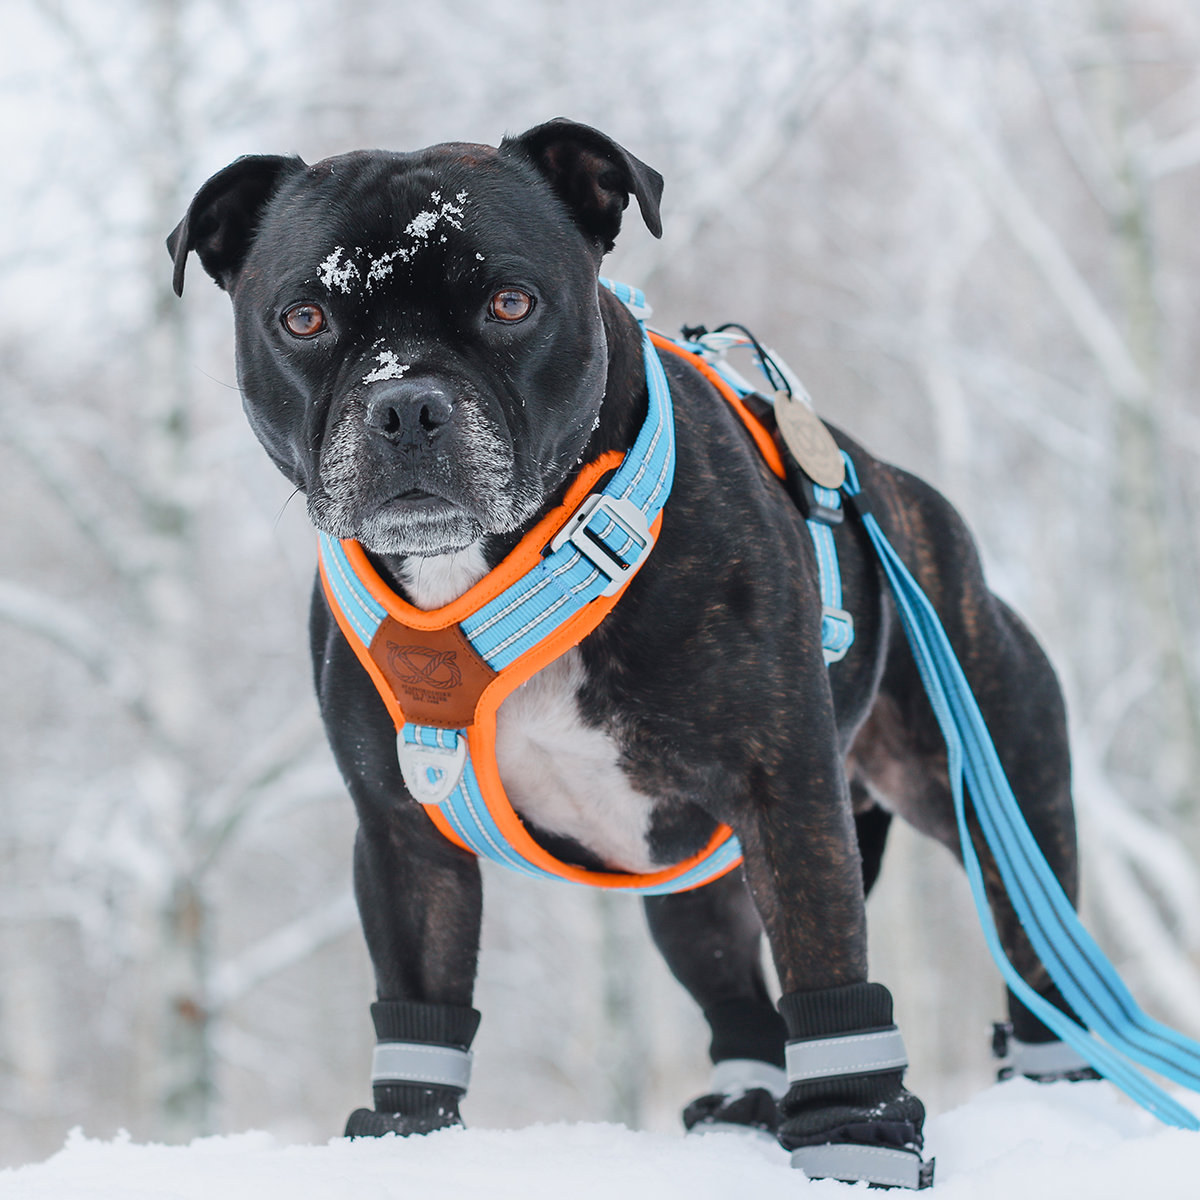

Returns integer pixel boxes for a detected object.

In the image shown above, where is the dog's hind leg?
[644,870,789,1136]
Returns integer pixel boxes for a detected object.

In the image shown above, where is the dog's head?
[168,119,662,556]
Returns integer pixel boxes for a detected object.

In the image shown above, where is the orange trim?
[341,451,626,631]
[650,331,787,480]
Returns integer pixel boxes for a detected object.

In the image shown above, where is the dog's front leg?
[736,731,929,1185]
[645,870,789,1136]
[312,587,483,1137]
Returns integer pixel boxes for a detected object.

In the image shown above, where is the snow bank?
[3,1079,1198,1199]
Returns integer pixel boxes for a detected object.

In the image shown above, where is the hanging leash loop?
[839,449,1200,1130]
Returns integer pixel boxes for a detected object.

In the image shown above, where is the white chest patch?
[398,544,490,610]
[494,649,657,873]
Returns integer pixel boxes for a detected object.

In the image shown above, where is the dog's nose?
[363,380,455,441]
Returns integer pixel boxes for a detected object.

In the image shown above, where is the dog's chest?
[400,549,657,873]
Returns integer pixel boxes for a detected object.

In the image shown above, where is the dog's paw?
[343,1104,462,1138]
[683,1086,780,1138]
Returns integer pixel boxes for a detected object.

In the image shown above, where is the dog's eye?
[488,289,534,323]
[283,303,326,337]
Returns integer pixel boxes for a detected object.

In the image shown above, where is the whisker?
[273,486,304,532]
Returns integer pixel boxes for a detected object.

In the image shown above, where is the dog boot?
[991,1021,1100,1083]
[992,987,1100,1083]
[683,997,788,1139]
[344,999,481,1137]
[683,1059,786,1140]
[777,982,934,1190]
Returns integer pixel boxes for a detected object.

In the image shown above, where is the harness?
[321,280,808,895]
[320,279,1200,1127]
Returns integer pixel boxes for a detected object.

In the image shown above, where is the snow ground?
[3,1078,1198,1199]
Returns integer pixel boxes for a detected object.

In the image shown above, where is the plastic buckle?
[795,474,844,526]
[549,494,653,597]
[822,606,854,664]
[397,735,467,805]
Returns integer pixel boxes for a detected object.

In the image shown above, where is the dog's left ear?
[501,119,663,253]
[167,154,305,296]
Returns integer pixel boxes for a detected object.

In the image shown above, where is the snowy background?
[3,0,1200,1188]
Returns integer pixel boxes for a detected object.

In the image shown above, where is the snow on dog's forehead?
[251,144,580,300]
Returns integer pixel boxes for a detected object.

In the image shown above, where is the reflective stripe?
[710,1058,788,1100]
[371,1042,473,1090]
[1006,1036,1091,1079]
[785,1027,907,1083]
[792,1143,933,1190]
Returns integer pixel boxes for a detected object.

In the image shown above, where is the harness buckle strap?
[785,1026,908,1083]
[821,606,855,665]
[548,493,653,597]
[371,1041,473,1091]
[397,734,467,805]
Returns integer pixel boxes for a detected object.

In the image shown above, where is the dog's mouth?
[380,487,463,517]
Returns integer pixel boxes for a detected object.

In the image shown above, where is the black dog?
[169,119,1083,1186]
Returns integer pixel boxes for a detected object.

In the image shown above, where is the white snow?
[362,351,410,384]
[317,246,360,294]
[3,1079,1198,1199]
[405,191,467,241]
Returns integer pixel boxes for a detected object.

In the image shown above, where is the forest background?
[2,0,1200,1167]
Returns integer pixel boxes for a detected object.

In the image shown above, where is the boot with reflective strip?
[785,1028,932,1188]
[345,1000,480,1138]
[778,983,933,1190]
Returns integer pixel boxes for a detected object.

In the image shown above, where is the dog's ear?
[501,119,663,253]
[167,154,304,296]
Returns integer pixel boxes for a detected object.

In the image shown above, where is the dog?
[168,119,1083,1187]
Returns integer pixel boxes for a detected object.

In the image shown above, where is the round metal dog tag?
[774,390,845,489]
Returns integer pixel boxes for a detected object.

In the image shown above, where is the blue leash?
[840,452,1200,1129]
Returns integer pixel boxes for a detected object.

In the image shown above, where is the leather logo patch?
[369,616,496,728]
[387,645,463,691]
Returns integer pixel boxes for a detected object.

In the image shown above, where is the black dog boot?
[683,997,787,1139]
[344,999,481,1137]
[992,987,1100,1084]
[778,982,933,1189]
[683,1059,787,1140]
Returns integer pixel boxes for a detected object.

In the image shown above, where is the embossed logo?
[386,643,463,691]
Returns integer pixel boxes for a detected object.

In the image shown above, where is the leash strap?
[840,452,1200,1128]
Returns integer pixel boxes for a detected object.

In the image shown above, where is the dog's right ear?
[168,155,304,296]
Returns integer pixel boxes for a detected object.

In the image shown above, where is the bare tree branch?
[612,8,873,286]
[0,392,155,583]
[207,889,358,1010]
[882,44,1147,402]
[0,577,143,705]
[192,705,326,867]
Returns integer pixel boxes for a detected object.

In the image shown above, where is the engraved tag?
[774,390,845,489]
